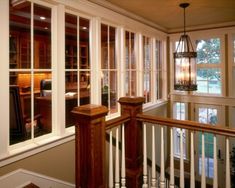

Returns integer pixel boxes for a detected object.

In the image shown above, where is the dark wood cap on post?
[118,96,145,187]
[72,104,108,188]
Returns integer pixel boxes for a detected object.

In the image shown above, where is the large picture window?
[125,31,137,96]
[173,102,187,158]
[101,24,118,114]
[196,38,222,94]
[65,13,91,127]
[9,2,52,144]
[143,36,151,103]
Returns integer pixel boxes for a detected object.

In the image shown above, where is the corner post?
[119,97,145,187]
[72,104,108,188]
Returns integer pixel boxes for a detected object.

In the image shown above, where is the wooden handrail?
[137,113,235,137]
[105,114,130,130]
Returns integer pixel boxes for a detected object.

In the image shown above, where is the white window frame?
[173,102,188,159]
[0,0,168,166]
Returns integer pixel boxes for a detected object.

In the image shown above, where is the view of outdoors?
[198,107,218,178]
[196,38,221,94]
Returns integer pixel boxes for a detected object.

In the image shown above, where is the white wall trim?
[0,168,75,188]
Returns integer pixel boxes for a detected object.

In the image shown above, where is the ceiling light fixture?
[40,16,46,20]
[173,3,197,91]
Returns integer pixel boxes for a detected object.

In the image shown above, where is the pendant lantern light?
[174,3,197,91]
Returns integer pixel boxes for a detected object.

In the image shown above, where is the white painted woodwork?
[121,125,126,188]
[169,128,174,188]
[213,135,218,188]
[180,129,184,188]
[226,138,231,188]
[190,132,195,188]
[115,128,120,188]
[159,126,165,188]
[151,126,157,188]
[201,133,206,188]
[109,131,113,188]
[142,124,148,188]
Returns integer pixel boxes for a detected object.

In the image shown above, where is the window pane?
[109,26,116,69]
[197,68,221,94]
[196,38,220,64]
[10,72,31,144]
[101,24,108,69]
[34,4,51,69]
[80,71,90,105]
[10,1,31,69]
[155,40,162,100]
[65,13,77,69]
[34,72,52,136]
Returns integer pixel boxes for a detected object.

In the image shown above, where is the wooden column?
[72,104,108,188]
[119,97,145,187]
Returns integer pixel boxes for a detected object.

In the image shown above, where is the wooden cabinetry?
[9,32,51,69]
[65,41,89,89]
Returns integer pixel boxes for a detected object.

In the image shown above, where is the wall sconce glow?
[40,16,46,20]
[82,26,87,30]
[174,3,197,91]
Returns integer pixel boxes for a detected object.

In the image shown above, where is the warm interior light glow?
[40,16,46,20]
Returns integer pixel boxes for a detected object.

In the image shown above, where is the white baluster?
[109,131,113,188]
[115,128,120,188]
[160,126,165,188]
[213,135,218,188]
[151,125,157,188]
[226,137,231,188]
[121,125,126,188]
[201,133,206,188]
[142,124,148,188]
[180,129,184,188]
[190,131,195,188]
[169,128,174,188]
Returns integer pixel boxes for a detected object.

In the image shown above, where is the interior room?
[0,0,235,187]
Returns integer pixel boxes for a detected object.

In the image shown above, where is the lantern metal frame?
[173,3,197,91]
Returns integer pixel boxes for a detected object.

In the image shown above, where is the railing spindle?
[109,131,114,188]
[190,131,195,188]
[115,128,120,188]
[169,128,174,188]
[142,124,148,188]
[201,133,206,188]
[213,135,218,188]
[226,137,231,188]
[151,125,157,188]
[160,126,165,188]
[121,125,126,188]
[180,129,185,188]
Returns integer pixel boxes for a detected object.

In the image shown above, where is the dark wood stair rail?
[72,97,145,188]
[72,96,235,187]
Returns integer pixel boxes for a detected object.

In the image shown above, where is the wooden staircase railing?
[72,97,235,188]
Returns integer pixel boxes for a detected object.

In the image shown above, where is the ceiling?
[89,0,235,32]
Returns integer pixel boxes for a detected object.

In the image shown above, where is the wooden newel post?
[72,104,108,188]
[119,97,145,187]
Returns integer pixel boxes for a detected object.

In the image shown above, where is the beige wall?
[0,140,75,184]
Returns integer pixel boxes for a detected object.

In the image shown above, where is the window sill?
[0,129,75,168]
[143,100,168,112]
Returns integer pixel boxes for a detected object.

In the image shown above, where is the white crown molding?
[168,21,235,34]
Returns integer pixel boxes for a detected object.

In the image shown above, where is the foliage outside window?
[101,24,118,114]
[196,38,222,94]
[9,2,52,145]
[65,13,91,127]
[198,107,218,178]
[125,31,137,96]
[173,102,187,158]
